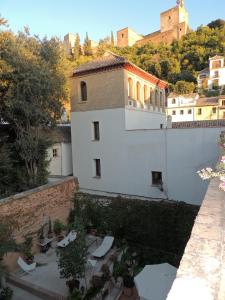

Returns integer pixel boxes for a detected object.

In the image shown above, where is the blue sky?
[1,0,225,42]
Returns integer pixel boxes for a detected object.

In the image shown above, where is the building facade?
[198,56,225,91]
[167,93,225,122]
[117,0,189,47]
[70,53,224,205]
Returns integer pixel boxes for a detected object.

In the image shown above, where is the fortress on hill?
[64,0,190,55]
[117,0,190,47]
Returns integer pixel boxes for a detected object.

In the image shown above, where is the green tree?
[83,32,92,56]
[0,29,69,188]
[73,33,81,60]
[173,80,195,94]
[58,218,87,287]
[111,31,114,47]
[208,19,225,29]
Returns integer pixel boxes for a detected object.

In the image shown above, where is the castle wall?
[117,28,143,47]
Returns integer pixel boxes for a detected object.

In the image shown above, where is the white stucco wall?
[71,108,223,205]
[48,142,73,176]
[61,143,73,176]
[125,107,167,129]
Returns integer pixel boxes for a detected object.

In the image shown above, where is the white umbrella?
[134,263,177,300]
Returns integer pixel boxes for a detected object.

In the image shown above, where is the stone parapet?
[167,178,225,300]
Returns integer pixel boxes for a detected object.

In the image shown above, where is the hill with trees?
[68,20,225,94]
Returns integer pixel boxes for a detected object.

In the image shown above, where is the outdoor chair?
[17,256,36,274]
[57,230,77,248]
[92,236,114,258]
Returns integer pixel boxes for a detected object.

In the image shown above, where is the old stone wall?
[0,177,78,241]
[167,177,225,300]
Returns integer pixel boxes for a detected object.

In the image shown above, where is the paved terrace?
[167,177,225,300]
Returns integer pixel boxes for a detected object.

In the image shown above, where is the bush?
[53,219,65,236]
[0,287,13,300]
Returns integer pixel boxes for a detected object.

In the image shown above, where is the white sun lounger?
[92,236,114,258]
[17,256,36,274]
[57,230,77,248]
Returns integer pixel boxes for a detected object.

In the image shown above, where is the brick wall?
[0,177,78,270]
[167,177,225,300]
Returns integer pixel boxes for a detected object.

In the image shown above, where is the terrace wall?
[167,177,225,300]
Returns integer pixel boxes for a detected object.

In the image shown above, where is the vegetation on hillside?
[69,20,225,94]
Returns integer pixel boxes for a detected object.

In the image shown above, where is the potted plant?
[53,219,65,241]
[123,274,134,296]
[48,218,53,239]
[38,226,45,243]
[22,236,34,264]
[0,286,13,300]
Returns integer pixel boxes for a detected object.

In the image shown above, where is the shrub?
[0,287,13,300]
[53,219,65,236]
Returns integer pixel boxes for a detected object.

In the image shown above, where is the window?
[188,109,192,114]
[180,110,184,115]
[136,82,141,101]
[212,107,216,114]
[212,60,221,69]
[94,159,101,178]
[53,148,58,157]
[92,121,100,141]
[121,33,124,38]
[198,108,202,115]
[222,100,225,106]
[172,110,176,115]
[128,78,133,98]
[80,81,87,101]
[214,71,219,78]
[172,98,176,104]
[160,124,163,129]
[155,89,158,106]
[152,171,162,186]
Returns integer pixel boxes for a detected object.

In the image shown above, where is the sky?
[1,0,225,43]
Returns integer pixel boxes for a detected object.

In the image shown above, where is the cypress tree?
[73,33,81,59]
[111,31,114,47]
[83,32,92,56]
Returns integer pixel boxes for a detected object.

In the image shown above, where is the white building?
[47,125,73,177]
[71,53,224,205]
[166,93,199,122]
[198,55,225,91]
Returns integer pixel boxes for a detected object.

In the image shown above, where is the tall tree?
[83,32,92,56]
[73,33,82,60]
[111,31,115,47]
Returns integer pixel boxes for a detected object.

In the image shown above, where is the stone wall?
[0,177,78,270]
[167,177,225,300]
[0,177,78,241]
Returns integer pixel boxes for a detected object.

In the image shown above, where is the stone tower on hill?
[117,0,190,47]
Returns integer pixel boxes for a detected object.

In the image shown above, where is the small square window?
[212,107,216,113]
[92,121,100,141]
[180,110,184,115]
[198,108,202,115]
[53,148,58,157]
[188,109,192,114]
[152,171,162,186]
[172,99,176,104]
[94,159,101,178]
[172,110,176,115]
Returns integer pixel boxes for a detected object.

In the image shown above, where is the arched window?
[144,85,148,102]
[128,78,133,98]
[136,82,141,101]
[80,81,87,101]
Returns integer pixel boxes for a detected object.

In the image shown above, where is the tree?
[83,32,92,56]
[58,218,88,289]
[111,31,114,47]
[208,19,225,29]
[0,15,7,27]
[0,29,69,188]
[173,80,195,94]
[73,33,81,60]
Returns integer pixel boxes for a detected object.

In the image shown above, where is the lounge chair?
[92,236,114,258]
[17,256,36,274]
[57,230,77,248]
